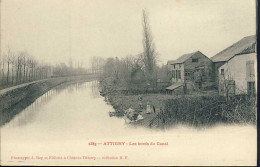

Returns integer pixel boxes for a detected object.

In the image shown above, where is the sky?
[1,0,256,68]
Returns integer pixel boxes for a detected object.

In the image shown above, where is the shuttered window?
[172,70,176,78]
[247,82,255,95]
[176,70,181,79]
[192,58,198,62]
[221,69,224,76]
[246,61,255,77]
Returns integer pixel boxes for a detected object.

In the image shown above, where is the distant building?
[211,35,256,89]
[166,51,213,94]
[217,36,257,95]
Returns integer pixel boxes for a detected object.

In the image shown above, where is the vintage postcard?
[0,0,257,166]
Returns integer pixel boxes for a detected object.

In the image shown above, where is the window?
[201,69,205,77]
[221,69,224,76]
[192,58,198,62]
[185,71,189,80]
[176,70,181,79]
[246,61,255,77]
[179,64,181,68]
[247,82,255,95]
[173,65,175,69]
[172,70,176,78]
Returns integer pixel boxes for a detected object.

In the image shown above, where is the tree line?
[0,48,52,88]
[0,48,90,89]
[90,56,105,74]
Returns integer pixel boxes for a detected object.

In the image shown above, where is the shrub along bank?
[151,95,257,128]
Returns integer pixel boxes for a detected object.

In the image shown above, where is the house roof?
[211,35,256,62]
[167,60,176,65]
[167,51,204,65]
[165,83,183,90]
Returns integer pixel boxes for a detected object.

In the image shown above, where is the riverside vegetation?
[99,78,257,129]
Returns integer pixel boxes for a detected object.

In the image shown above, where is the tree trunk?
[19,61,22,83]
[23,64,26,83]
[11,65,14,85]
[2,62,5,86]
[7,62,10,85]
[16,70,18,84]
[25,67,28,82]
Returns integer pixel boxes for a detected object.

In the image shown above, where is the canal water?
[1,81,256,166]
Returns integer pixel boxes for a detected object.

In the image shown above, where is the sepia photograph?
[0,0,257,166]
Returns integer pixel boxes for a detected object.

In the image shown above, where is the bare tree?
[10,54,16,85]
[22,53,27,82]
[0,56,5,86]
[15,52,24,84]
[18,51,28,83]
[6,48,14,85]
[25,56,32,82]
[142,9,157,81]
[33,60,38,81]
[219,69,235,102]
[0,47,89,88]
[91,56,105,74]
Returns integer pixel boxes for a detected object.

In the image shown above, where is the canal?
[1,81,256,166]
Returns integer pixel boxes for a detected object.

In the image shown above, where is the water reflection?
[91,80,101,98]
[4,81,101,128]
[7,88,57,127]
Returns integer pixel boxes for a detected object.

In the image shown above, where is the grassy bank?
[105,93,174,116]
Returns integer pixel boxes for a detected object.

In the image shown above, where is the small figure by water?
[138,95,143,110]
[146,101,151,114]
[136,114,144,121]
[108,111,116,117]
[124,107,144,123]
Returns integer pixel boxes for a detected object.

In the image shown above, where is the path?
[0,79,49,95]
[0,74,99,95]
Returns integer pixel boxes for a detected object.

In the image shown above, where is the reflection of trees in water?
[66,80,100,98]
[4,81,100,127]
[65,82,90,94]
[8,88,58,127]
[91,80,100,98]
